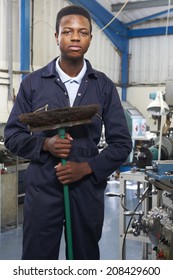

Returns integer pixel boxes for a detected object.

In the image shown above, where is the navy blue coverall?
[4,58,132,260]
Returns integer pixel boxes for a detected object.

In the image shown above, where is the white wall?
[129,34,173,84]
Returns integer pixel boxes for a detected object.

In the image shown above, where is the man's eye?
[63,31,71,34]
[80,31,88,36]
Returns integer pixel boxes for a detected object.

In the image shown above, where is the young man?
[4,5,132,260]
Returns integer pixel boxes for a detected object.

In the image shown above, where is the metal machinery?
[122,165,173,260]
[106,153,173,260]
[133,86,173,260]
[123,101,146,139]
[143,161,173,260]
[0,136,29,231]
[106,88,173,260]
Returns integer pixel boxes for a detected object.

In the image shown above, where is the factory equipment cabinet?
[0,165,17,232]
[119,171,152,260]
[0,160,29,232]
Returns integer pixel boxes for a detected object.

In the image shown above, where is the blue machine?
[146,160,173,180]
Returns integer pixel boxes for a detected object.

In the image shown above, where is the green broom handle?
[58,127,73,260]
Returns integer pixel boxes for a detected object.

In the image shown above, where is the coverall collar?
[41,57,98,80]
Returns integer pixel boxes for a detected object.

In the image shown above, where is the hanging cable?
[122,201,141,260]
[96,0,130,33]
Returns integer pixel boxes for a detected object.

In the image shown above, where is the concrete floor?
[0,180,148,260]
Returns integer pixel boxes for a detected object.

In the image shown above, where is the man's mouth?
[69,45,81,51]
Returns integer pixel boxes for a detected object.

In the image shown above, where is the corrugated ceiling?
[96,0,173,26]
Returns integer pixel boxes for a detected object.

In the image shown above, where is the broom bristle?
[18,104,99,128]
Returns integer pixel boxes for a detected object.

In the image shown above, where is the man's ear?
[55,32,59,45]
[89,34,93,46]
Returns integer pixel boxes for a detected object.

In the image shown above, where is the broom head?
[18,104,99,131]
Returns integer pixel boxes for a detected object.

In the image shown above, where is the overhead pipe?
[121,43,129,102]
[20,0,30,80]
[31,0,35,72]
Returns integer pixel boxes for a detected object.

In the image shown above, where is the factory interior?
[1,0,173,261]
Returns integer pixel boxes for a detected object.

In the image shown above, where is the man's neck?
[58,57,84,77]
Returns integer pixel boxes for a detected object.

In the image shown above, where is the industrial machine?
[125,86,173,259]
[123,101,146,139]
[123,92,173,259]
[0,137,29,231]
[106,87,173,260]
[136,134,173,168]
[125,161,173,260]
[106,161,173,260]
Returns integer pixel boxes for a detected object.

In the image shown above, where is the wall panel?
[129,20,173,84]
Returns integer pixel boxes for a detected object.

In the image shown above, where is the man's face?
[55,14,92,61]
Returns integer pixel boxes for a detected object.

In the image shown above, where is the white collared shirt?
[55,58,87,106]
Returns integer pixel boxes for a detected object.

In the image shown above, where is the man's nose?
[71,31,80,40]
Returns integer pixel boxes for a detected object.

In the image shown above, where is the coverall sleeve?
[4,80,48,163]
[87,81,132,184]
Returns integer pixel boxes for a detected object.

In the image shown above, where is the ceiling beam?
[112,0,173,12]
[126,8,173,27]
[128,26,173,38]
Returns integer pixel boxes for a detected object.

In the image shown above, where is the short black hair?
[55,5,92,34]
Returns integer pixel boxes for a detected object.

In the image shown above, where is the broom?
[19,104,99,260]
